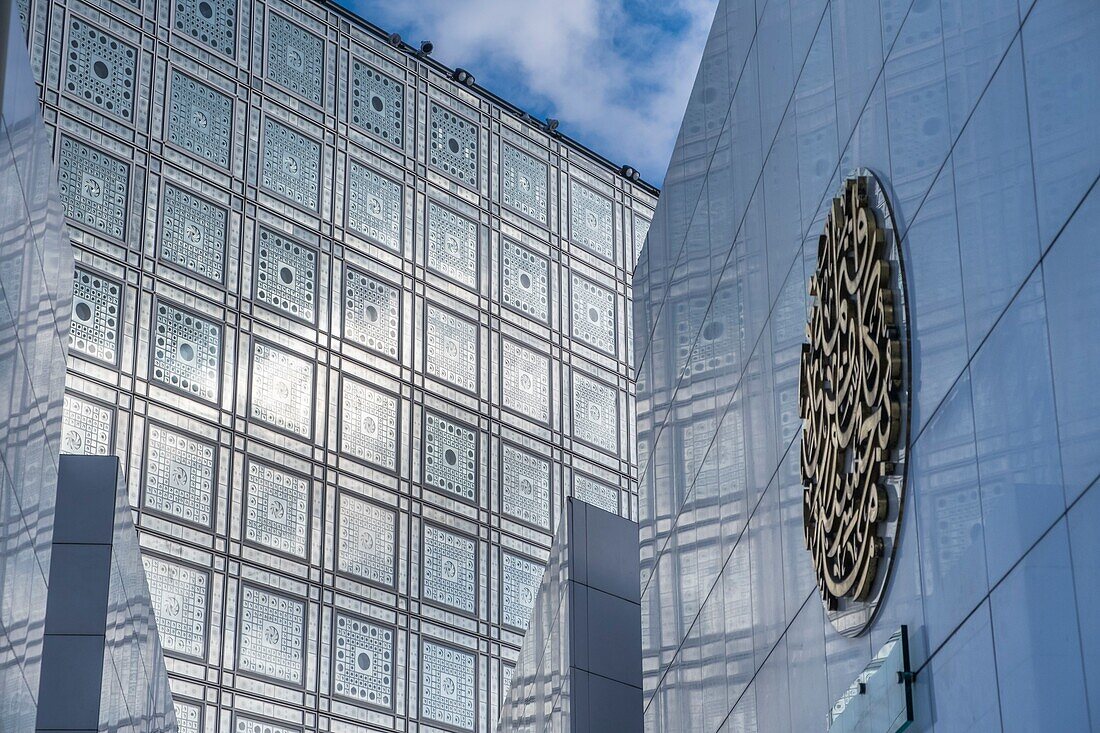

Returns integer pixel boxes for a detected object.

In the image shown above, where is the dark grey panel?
[53,456,119,544]
[37,635,105,730]
[583,504,640,603]
[42,544,111,635]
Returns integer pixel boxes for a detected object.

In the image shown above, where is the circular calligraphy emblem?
[799,171,910,637]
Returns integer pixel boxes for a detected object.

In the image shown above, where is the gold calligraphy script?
[800,175,902,609]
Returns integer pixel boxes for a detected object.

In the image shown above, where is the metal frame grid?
[36,0,656,728]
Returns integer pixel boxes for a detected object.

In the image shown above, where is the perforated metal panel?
[500,240,549,323]
[249,341,314,438]
[244,460,310,559]
[254,228,317,323]
[61,393,112,456]
[266,14,323,105]
[422,524,476,614]
[633,213,651,264]
[144,424,215,527]
[500,444,550,530]
[343,268,399,360]
[174,0,236,57]
[336,493,396,587]
[424,304,477,394]
[168,70,233,169]
[261,119,321,211]
[426,201,477,289]
[350,60,404,147]
[332,613,394,708]
[572,372,618,454]
[501,144,547,224]
[152,300,221,402]
[501,551,543,631]
[57,136,128,240]
[143,555,209,659]
[500,339,549,424]
[64,18,137,120]
[339,377,398,470]
[174,701,202,733]
[160,183,228,282]
[69,267,120,364]
[346,160,402,252]
[234,716,299,733]
[571,273,616,354]
[238,585,305,685]
[573,473,618,515]
[428,102,478,187]
[569,180,614,260]
[423,412,477,503]
[421,640,476,732]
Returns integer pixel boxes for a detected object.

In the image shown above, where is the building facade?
[0,0,73,722]
[18,0,656,730]
[635,0,1099,730]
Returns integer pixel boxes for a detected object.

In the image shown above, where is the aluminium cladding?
[24,0,656,730]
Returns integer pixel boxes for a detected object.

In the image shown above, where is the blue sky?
[346,0,718,186]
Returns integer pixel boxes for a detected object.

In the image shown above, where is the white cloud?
[351,0,717,184]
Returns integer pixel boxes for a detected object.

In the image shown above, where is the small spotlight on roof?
[419,40,434,55]
[387,32,402,46]
[452,68,476,87]
[545,118,559,132]
[620,165,635,179]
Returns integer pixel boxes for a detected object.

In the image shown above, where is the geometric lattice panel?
[175,701,202,733]
[343,268,400,360]
[261,118,321,212]
[160,183,228,282]
[340,378,398,471]
[573,473,618,515]
[144,423,216,527]
[570,273,616,355]
[244,460,310,559]
[500,444,550,530]
[425,304,477,394]
[501,144,547,225]
[167,70,233,168]
[249,341,314,438]
[174,0,236,57]
[428,102,478,187]
[500,339,549,424]
[69,267,121,364]
[423,412,477,504]
[234,717,299,733]
[572,372,618,454]
[633,213,651,263]
[61,393,112,456]
[346,160,402,252]
[64,18,137,120]
[350,59,404,147]
[337,493,396,587]
[57,136,129,240]
[500,240,549,323]
[501,551,542,631]
[426,201,477,289]
[254,228,317,323]
[421,524,476,614]
[238,585,306,685]
[266,13,323,106]
[333,613,394,709]
[569,180,613,261]
[151,300,221,402]
[143,555,209,660]
[421,640,476,732]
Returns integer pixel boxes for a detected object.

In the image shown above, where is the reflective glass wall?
[634,0,1099,730]
[17,0,656,729]
[0,0,73,724]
